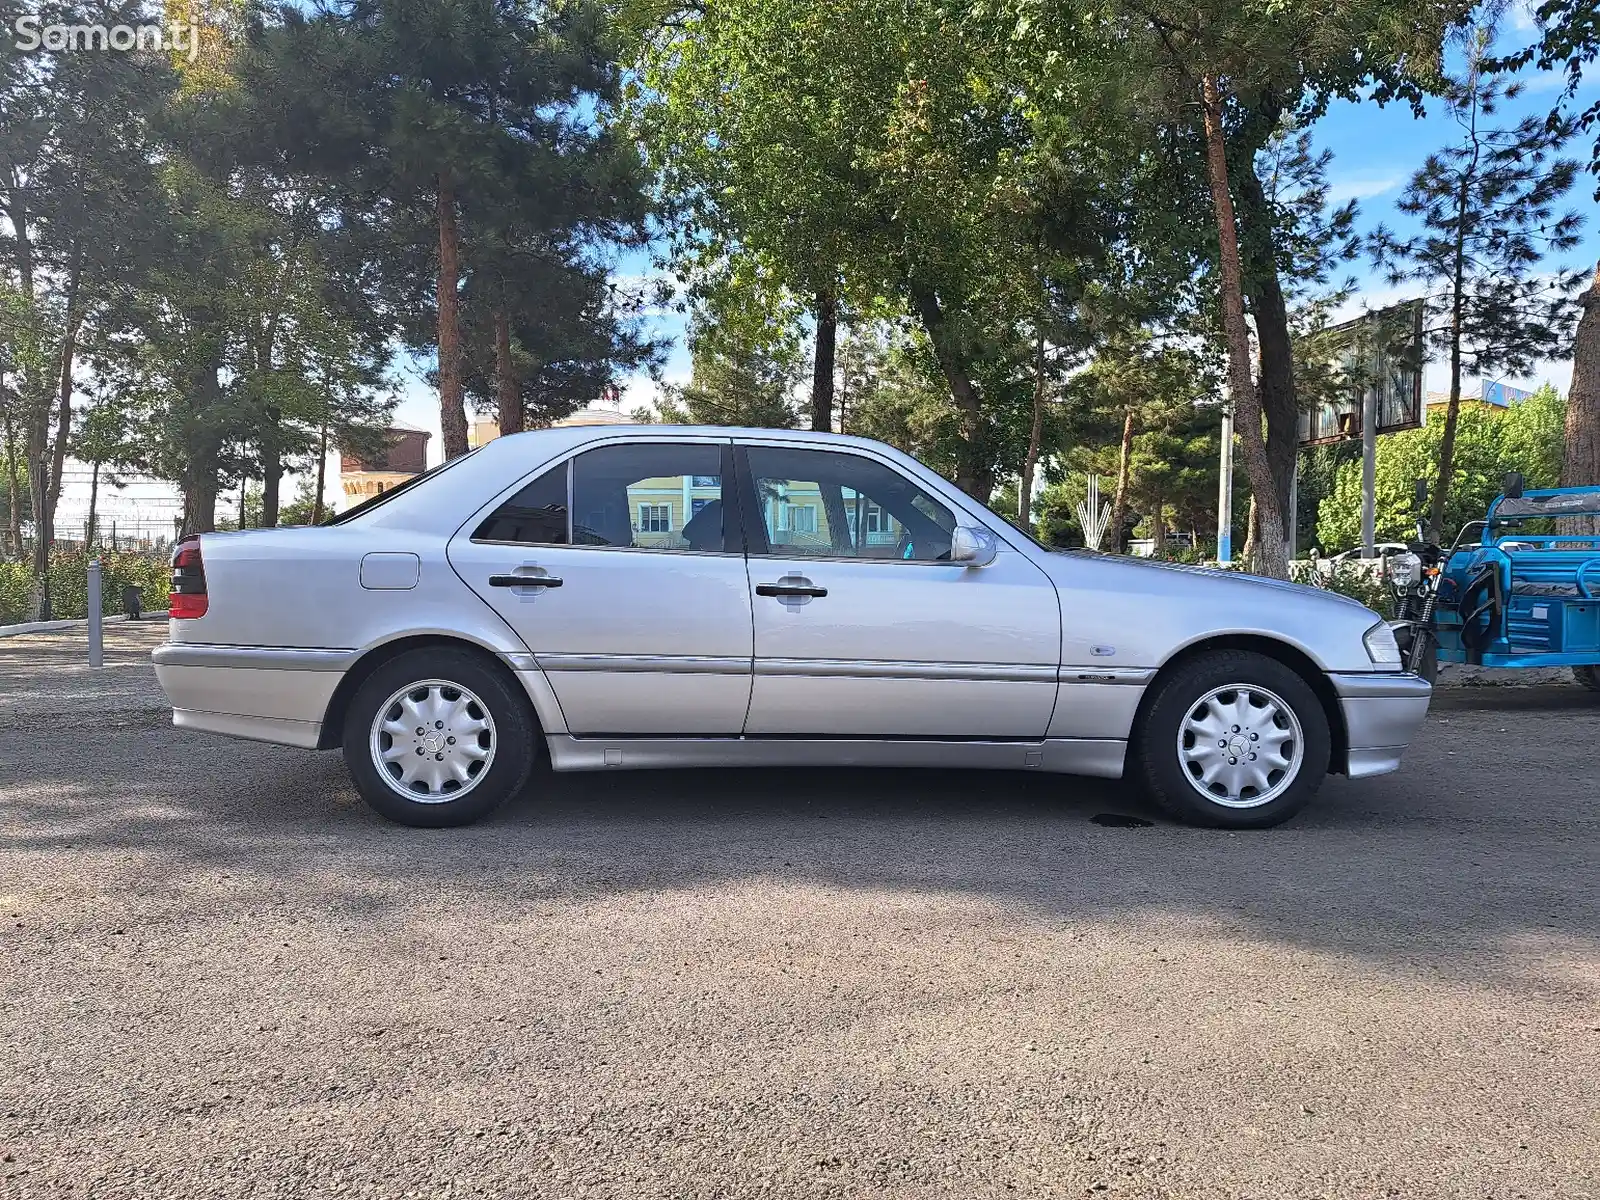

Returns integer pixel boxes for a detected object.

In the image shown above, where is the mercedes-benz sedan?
[153,426,1431,828]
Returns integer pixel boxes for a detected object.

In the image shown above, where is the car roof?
[353,423,950,538]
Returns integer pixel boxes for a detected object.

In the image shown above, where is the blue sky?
[392,15,1600,464]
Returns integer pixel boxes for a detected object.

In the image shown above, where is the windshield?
[322,448,480,526]
[1494,491,1600,520]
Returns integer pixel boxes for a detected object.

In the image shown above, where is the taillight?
[169,537,208,619]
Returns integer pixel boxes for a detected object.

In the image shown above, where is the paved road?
[2,623,1597,1199]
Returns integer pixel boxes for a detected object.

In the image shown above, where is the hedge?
[0,549,171,625]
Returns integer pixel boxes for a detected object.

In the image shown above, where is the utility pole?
[1361,382,1377,557]
[1216,402,1234,564]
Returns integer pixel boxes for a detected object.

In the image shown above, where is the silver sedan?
[153,426,1431,828]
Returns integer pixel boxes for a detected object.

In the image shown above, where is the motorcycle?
[1386,478,1443,684]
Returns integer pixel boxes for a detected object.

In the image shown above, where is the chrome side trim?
[1326,671,1433,700]
[152,644,357,672]
[536,653,752,675]
[544,735,1126,779]
[1058,666,1155,685]
[172,708,322,749]
[753,658,1058,683]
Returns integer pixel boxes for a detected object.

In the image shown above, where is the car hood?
[1036,550,1376,615]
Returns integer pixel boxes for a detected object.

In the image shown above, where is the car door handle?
[489,573,563,589]
[756,582,827,598]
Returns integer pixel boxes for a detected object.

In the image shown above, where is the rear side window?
[472,462,569,544]
[571,442,726,552]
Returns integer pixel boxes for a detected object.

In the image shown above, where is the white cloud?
[1325,174,1403,204]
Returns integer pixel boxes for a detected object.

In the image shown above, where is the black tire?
[1574,665,1600,693]
[1396,625,1439,685]
[1132,650,1331,830]
[342,647,537,828]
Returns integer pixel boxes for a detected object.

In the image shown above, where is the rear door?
[449,438,753,735]
[734,442,1061,739]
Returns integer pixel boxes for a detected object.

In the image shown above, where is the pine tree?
[1370,33,1585,540]
[248,0,649,459]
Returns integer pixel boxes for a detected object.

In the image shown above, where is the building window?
[638,504,672,534]
[783,503,817,534]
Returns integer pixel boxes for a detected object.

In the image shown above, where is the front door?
[450,439,753,735]
[735,443,1060,739]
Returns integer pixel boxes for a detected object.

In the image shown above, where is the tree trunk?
[810,286,837,433]
[86,460,99,548]
[495,304,522,437]
[1110,406,1136,553]
[1018,327,1047,528]
[1237,168,1297,538]
[1201,74,1287,578]
[182,456,218,539]
[1150,487,1166,556]
[1242,495,1261,569]
[312,423,329,525]
[1431,300,1466,543]
[26,453,50,620]
[46,260,83,517]
[437,173,469,460]
[909,282,990,499]
[261,430,282,528]
[1562,262,1600,536]
[1,401,20,559]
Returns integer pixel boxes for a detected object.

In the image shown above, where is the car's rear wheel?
[1133,650,1330,829]
[342,648,536,827]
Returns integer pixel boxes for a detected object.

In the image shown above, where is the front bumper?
[1326,671,1432,779]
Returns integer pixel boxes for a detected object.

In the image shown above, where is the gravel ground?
[2,622,1597,1200]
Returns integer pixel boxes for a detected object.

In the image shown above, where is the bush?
[1288,559,1392,617]
[0,549,171,625]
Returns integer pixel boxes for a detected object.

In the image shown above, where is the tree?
[1073,333,1214,551]
[637,317,804,427]
[0,0,174,613]
[250,0,649,460]
[1563,265,1600,531]
[1316,387,1567,549]
[633,0,1151,501]
[1369,34,1585,540]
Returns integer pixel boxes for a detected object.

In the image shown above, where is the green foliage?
[639,318,805,428]
[0,550,171,626]
[1316,386,1567,550]
[1289,560,1393,617]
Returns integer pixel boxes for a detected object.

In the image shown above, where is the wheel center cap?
[422,732,445,754]
[1228,734,1250,758]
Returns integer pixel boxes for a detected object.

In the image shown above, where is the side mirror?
[1503,471,1525,499]
[951,525,997,567]
[1414,477,1428,508]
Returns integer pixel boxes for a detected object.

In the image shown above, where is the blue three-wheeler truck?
[1388,473,1600,689]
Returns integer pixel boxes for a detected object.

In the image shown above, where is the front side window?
[744,446,956,561]
[573,442,726,552]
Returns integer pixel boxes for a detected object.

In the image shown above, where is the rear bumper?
[1326,671,1432,778]
[152,644,345,749]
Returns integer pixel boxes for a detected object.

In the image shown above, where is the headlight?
[1363,621,1402,666]
[1387,552,1421,589]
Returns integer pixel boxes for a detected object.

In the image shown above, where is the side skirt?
[544,735,1127,779]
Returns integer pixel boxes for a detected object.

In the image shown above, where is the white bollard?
[87,558,103,669]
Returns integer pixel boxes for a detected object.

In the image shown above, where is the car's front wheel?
[342,648,537,827]
[1133,650,1331,829]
